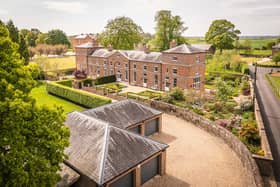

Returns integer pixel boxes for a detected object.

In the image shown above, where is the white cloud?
[0,9,8,15]
[43,1,86,14]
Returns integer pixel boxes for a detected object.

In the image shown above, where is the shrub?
[56,79,72,87]
[82,78,94,87]
[192,108,204,116]
[46,82,111,108]
[169,87,185,101]
[95,75,116,85]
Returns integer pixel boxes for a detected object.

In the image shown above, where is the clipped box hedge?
[56,79,72,87]
[95,75,116,85]
[46,82,111,108]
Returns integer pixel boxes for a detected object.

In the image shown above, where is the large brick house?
[75,40,207,91]
[71,34,98,51]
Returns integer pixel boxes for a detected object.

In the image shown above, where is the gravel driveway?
[144,114,251,187]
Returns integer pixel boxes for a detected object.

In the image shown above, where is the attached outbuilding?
[64,111,168,187]
[82,99,163,136]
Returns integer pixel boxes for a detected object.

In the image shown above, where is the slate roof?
[91,48,117,58]
[191,44,212,51]
[65,111,168,185]
[82,99,162,129]
[163,44,206,54]
[272,43,280,49]
[121,50,162,63]
[76,42,94,48]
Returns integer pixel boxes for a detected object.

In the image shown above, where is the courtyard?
[145,114,251,187]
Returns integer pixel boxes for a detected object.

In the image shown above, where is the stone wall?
[145,100,264,187]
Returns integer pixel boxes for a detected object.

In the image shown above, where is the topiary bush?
[46,82,111,108]
[95,75,116,85]
[169,87,185,101]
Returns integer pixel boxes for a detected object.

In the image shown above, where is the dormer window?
[172,56,178,61]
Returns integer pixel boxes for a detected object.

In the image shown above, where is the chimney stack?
[144,45,150,54]
[108,44,113,51]
[169,39,177,49]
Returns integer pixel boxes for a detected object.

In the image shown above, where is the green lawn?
[97,82,127,92]
[30,84,84,114]
[270,75,280,88]
[30,56,76,72]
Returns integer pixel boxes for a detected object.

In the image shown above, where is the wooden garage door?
[141,156,159,185]
[145,118,159,136]
[128,126,140,134]
[110,171,134,187]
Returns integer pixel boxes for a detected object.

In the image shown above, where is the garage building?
[82,99,162,136]
[63,111,168,187]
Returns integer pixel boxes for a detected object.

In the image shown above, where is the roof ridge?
[99,124,111,184]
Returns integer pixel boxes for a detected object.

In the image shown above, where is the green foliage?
[273,51,280,65]
[46,82,111,108]
[94,75,116,85]
[46,29,70,47]
[19,33,29,64]
[169,87,185,101]
[137,90,162,99]
[97,82,126,93]
[99,16,143,50]
[0,23,69,186]
[205,19,240,53]
[56,80,72,87]
[6,20,19,43]
[215,78,233,101]
[240,123,260,148]
[151,10,187,51]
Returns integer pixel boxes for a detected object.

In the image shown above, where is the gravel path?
[144,114,251,187]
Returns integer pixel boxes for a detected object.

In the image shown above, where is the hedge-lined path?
[144,114,251,187]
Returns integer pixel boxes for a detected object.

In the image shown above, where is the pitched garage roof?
[65,111,167,185]
[82,99,162,129]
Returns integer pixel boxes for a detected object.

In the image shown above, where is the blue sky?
[0,0,279,36]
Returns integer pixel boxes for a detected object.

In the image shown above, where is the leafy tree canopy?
[46,29,70,47]
[0,22,69,187]
[6,20,19,43]
[150,10,187,51]
[273,51,280,65]
[205,19,240,53]
[99,16,143,50]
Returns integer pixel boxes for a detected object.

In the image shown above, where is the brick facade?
[75,41,206,91]
[71,34,98,51]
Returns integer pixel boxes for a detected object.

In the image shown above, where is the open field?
[30,83,84,114]
[186,37,278,49]
[31,56,76,72]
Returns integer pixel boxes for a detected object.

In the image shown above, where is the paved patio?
[120,82,162,94]
[144,114,251,187]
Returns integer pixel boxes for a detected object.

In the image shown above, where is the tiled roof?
[121,50,162,63]
[56,164,80,187]
[75,34,96,39]
[76,42,94,48]
[82,99,162,129]
[272,43,280,49]
[191,44,212,51]
[91,49,162,63]
[163,44,206,54]
[91,48,117,58]
[65,111,167,185]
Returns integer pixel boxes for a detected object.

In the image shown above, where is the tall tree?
[151,10,187,51]
[18,33,30,64]
[0,22,69,186]
[205,19,241,53]
[99,16,143,50]
[6,20,19,43]
[36,33,47,45]
[46,29,70,47]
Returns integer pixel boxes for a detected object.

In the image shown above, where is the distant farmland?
[186,36,278,49]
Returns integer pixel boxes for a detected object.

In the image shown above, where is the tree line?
[3,19,70,63]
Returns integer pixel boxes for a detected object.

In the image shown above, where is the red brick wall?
[71,36,98,51]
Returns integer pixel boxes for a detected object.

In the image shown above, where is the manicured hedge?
[95,75,116,85]
[46,82,111,108]
[56,80,72,87]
